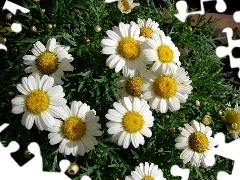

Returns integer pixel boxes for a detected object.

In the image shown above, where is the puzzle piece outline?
[0,0,30,51]
[204,132,240,180]
[0,123,91,180]
[175,0,227,22]
[215,23,240,78]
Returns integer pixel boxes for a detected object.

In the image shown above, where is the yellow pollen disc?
[121,0,131,11]
[140,27,153,38]
[188,131,209,153]
[122,111,144,133]
[153,76,177,99]
[61,116,86,140]
[117,37,141,61]
[36,51,58,75]
[157,44,174,63]
[142,176,154,180]
[224,109,240,133]
[26,90,50,114]
[126,76,144,96]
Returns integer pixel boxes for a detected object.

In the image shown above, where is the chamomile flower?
[48,101,102,156]
[175,120,216,167]
[106,97,154,149]
[143,32,180,72]
[125,162,166,180]
[130,18,163,39]
[117,72,145,100]
[105,0,140,14]
[11,74,67,130]
[101,22,148,77]
[223,102,240,139]
[141,67,192,113]
[23,38,74,85]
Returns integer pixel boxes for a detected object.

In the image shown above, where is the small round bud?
[202,115,212,125]
[40,8,45,13]
[5,13,12,20]
[52,24,56,28]
[32,0,40,2]
[218,110,223,116]
[29,26,37,32]
[46,24,53,29]
[84,36,90,43]
[165,114,170,119]
[195,100,200,107]
[67,163,79,176]
[168,127,175,134]
[93,25,102,32]
[23,150,32,158]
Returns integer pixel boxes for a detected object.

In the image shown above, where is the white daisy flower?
[130,18,163,39]
[141,67,192,113]
[48,101,102,156]
[175,120,216,167]
[101,22,148,77]
[106,97,154,149]
[143,32,180,72]
[223,102,240,139]
[11,74,67,130]
[23,38,74,85]
[117,72,145,100]
[125,162,166,180]
[105,0,140,14]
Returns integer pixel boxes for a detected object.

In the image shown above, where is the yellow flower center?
[121,0,131,11]
[188,131,209,153]
[26,90,50,114]
[140,27,153,38]
[117,37,141,61]
[153,76,177,99]
[224,109,240,132]
[126,76,144,96]
[157,44,174,63]
[142,176,154,180]
[122,111,144,133]
[61,116,86,140]
[36,51,58,75]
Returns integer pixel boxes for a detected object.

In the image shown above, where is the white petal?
[21,111,35,130]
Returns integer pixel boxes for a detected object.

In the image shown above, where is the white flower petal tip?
[125,162,165,180]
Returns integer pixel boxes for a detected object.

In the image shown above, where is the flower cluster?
[8,0,233,178]
[11,39,102,157]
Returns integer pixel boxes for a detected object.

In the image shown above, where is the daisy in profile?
[23,38,74,85]
[101,22,148,77]
[125,162,166,180]
[117,72,145,100]
[48,101,102,156]
[106,97,154,149]
[11,74,67,130]
[223,102,240,139]
[130,18,163,39]
[141,67,192,113]
[105,0,140,14]
[175,120,216,167]
[143,32,180,72]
